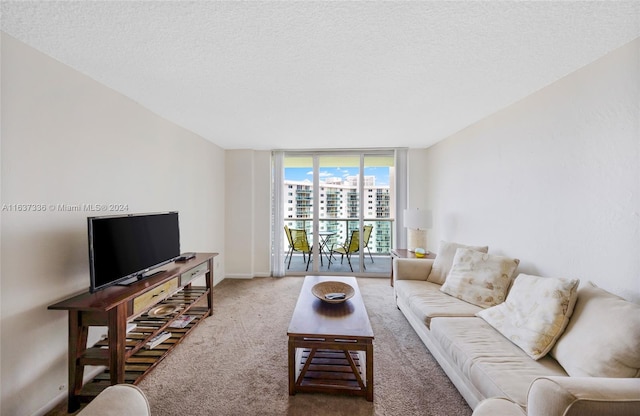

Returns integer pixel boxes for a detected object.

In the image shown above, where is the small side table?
[390,249,436,286]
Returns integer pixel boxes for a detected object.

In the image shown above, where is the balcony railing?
[283,217,395,255]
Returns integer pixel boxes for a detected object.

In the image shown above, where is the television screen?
[88,212,180,292]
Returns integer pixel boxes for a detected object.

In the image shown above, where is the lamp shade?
[403,208,432,230]
[404,208,432,252]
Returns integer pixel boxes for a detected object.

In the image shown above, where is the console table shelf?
[49,252,217,412]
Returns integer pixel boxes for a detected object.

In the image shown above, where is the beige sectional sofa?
[393,242,640,416]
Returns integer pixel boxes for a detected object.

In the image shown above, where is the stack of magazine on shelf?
[169,315,196,328]
[145,331,171,349]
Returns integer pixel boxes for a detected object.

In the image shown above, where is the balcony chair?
[363,224,374,263]
[284,225,295,265]
[328,229,362,272]
[287,227,313,271]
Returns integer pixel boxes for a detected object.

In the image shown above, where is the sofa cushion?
[393,257,434,281]
[440,248,520,308]
[427,240,488,284]
[430,317,567,407]
[477,274,580,360]
[395,280,482,328]
[550,282,640,378]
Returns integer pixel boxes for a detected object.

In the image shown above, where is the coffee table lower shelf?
[288,337,373,401]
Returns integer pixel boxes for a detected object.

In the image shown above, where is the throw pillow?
[477,274,580,360]
[440,248,519,308]
[427,240,488,285]
[550,282,640,377]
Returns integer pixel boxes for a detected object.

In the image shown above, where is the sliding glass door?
[277,150,396,276]
[317,154,362,273]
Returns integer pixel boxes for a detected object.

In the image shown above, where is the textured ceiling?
[2,1,639,150]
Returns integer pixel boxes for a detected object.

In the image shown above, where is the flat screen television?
[88,212,181,293]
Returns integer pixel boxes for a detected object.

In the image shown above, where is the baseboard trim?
[224,272,271,280]
[33,366,106,416]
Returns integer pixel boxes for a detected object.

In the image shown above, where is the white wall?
[0,33,226,415]
[418,38,640,302]
[224,149,271,278]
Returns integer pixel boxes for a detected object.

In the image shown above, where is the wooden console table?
[390,249,436,286]
[49,253,217,412]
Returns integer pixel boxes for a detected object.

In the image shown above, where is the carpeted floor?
[136,276,471,416]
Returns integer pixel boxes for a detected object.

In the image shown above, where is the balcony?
[283,217,394,275]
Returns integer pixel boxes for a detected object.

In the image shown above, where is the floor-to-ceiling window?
[275,150,399,277]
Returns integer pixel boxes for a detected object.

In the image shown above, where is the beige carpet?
[137,276,472,416]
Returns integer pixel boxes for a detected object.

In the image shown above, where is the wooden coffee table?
[287,276,374,401]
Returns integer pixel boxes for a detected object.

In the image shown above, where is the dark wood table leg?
[288,337,296,395]
[366,341,374,401]
[390,254,396,286]
[108,304,127,384]
[67,311,87,412]
[206,258,214,310]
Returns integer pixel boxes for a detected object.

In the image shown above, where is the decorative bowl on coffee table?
[311,281,355,304]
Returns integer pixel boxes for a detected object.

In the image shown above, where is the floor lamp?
[404,208,432,253]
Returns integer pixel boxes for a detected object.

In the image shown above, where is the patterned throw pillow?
[440,248,519,308]
[427,241,489,285]
[550,282,640,377]
[477,274,580,360]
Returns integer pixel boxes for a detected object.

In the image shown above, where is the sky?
[285,167,390,186]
